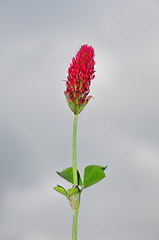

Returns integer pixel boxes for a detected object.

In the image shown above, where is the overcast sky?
[0,0,159,239]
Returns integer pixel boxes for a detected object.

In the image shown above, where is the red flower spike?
[64,44,95,115]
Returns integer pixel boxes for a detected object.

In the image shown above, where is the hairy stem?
[72,211,78,240]
[72,114,78,186]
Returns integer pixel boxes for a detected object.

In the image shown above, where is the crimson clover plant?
[54,44,107,240]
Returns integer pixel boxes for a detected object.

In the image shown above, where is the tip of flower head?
[64,44,95,115]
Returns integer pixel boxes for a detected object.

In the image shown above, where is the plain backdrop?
[0,0,159,239]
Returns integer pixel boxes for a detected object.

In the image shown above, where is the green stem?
[72,211,78,240]
[72,114,78,186]
[72,114,79,240]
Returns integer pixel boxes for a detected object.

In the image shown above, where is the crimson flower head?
[64,44,95,115]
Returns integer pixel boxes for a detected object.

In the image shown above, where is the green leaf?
[84,165,107,188]
[67,187,79,197]
[56,167,83,186]
[54,185,67,196]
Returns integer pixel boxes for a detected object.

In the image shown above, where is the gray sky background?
[0,0,159,239]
